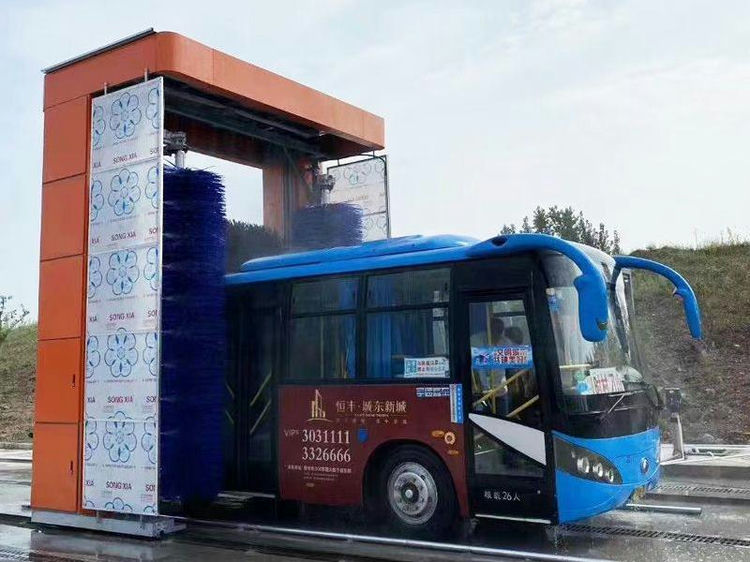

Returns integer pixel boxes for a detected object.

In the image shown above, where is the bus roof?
[226,234,481,286]
[225,232,612,342]
[224,233,610,288]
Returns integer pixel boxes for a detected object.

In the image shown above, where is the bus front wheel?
[377,445,457,537]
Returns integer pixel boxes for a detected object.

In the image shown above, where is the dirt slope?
[631,243,750,443]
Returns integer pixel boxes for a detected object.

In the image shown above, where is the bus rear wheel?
[377,445,457,537]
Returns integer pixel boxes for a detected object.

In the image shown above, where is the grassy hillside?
[631,243,750,443]
[0,323,36,442]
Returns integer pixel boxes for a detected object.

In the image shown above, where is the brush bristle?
[160,167,226,507]
[291,203,363,250]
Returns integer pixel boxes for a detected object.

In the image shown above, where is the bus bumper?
[554,427,661,523]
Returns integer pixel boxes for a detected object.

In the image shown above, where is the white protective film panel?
[83,78,163,515]
[327,156,389,241]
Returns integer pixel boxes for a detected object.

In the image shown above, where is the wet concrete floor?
[1,453,749,561]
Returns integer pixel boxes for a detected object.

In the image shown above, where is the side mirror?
[614,256,702,340]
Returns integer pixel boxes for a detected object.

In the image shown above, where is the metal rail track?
[183,517,615,562]
[650,482,750,503]
[562,523,750,548]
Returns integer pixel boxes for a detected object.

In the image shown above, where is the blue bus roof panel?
[239,234,478,273]
[227,239,479,285]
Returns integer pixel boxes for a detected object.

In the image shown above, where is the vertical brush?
[291,169,364,250]
[160,167,226,509]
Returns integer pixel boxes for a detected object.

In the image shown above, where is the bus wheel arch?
[363,440,458,536]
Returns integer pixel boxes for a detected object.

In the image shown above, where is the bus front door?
[462,293,555,523]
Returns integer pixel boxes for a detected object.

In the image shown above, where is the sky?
[2,0,750,318]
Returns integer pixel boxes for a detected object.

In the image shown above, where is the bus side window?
[366,268,451,379]
[288,277,358,380]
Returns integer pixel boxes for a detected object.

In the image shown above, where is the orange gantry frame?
[33,30,384,514]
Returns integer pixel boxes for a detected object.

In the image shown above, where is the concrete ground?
[1,450,749,561]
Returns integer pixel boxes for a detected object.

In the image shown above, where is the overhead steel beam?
[42,29,156,74]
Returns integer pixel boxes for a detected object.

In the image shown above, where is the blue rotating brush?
[160,166,226,509]
[291,169,363,250]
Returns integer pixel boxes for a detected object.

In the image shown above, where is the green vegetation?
[632,242,750,443]
[500,205,621,253]
[0,296,29,348]
[0,323,36,442]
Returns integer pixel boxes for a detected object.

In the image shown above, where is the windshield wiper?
[623,379,659,407]
[598,391,637,422]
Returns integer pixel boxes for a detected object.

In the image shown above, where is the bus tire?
[377,445,457,537]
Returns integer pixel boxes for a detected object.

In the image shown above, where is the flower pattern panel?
[104,328,138,378]
[90,179,104,221]
[141,416,157,465]
[92,105,106,147]
[144,332,158,376]
[88,256,103,299]
[109,92,142,139]
[86,336,100,380]
[144,247,159,292]
[146,87,160,130]
[145,165,159,209]
[105,250,139,296]
[108,168,141,216]
[103,411,137,463]
[104,497,133,512]
[84,416,99,461]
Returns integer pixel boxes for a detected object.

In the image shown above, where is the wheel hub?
[387,461,438,526]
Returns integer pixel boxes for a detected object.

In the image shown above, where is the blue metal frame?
[228,233,610,342]
[613,255,702,340]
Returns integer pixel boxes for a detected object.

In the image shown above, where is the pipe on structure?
[623,503,702,515]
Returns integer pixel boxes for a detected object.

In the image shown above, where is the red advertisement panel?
[278,384,469,516]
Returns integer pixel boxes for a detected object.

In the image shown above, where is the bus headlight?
[554,437,623,485]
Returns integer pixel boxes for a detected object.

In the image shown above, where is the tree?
[226,220,283,273]
[0,296,28,348]
[500,206,622,254]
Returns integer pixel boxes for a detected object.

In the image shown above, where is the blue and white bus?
[224,233,701,535]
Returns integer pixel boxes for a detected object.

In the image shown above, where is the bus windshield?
[542,252,656,402]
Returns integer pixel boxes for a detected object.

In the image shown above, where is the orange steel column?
[262,155,313,240]
[262,164,285,237]
[32,94,90,513]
